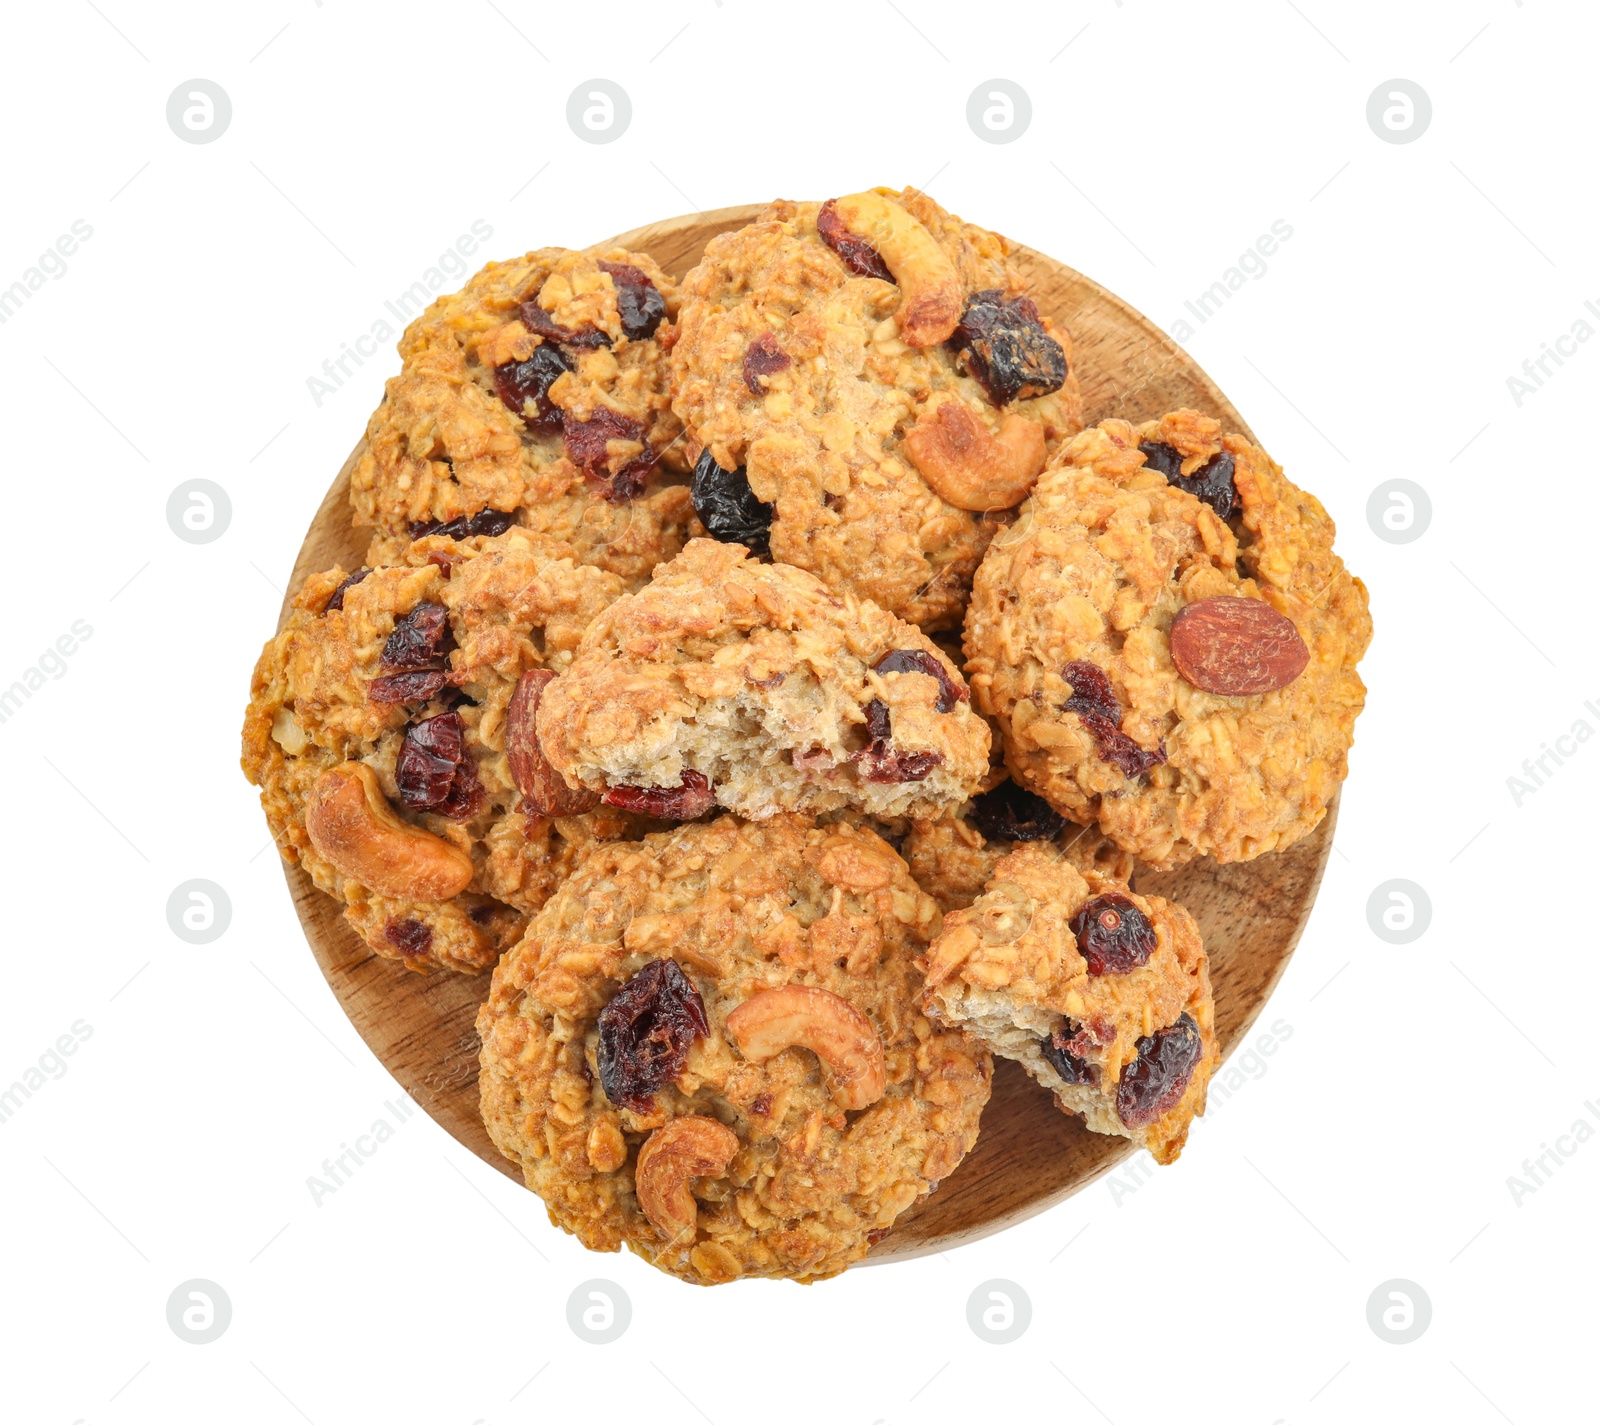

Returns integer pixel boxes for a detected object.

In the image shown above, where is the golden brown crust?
[669,188,1082,629]
[536,540,992,820]
[240,529,650,973]
[921,843,1216,1164]
[352,246,697,590]
[475,815,992,1282]
[964,412,1371,868]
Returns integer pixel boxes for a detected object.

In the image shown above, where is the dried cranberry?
[1040,1027,1098,1087]
[742,333,792,394]
[949,290,1068,407]
[491,343,571,433]
[381,603,452,673]
[1071,893,1156,975]
[1062,660,1166,779]
[596,260,666,341]
[1117,1013,1203,1127]
[518,299,610,350]
[817,199,893,281]
[691,449,773,557]
[563,406,658,503]
[384,918,433,959]
[602,769,716,819]
[325,568,371,613]
[368,670,450,704]
[597,958,710,1112]
[1139,442,1237,520]
[850,697,943,783]
[408,509,517,542]
[968,779,1065,842]
[396,711,483,819]
[872,648,966,713]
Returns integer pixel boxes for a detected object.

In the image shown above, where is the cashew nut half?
[725,985,887,1110]
[901,398,1046,511]
[832,190,962,348]
[305,762,475,901]
[634,1115,740,1244]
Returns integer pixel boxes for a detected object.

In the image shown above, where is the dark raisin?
[601,769,716,819]
[596,260,666,341]
[518,299,610,350]
[968,779,1065,842]
[861,697,891,744]
[949,290,1068,406]
[1061,660,1166,779]
[690,448,773,556]
[468,903,498,924]
[1040,1027,1099,1087]
[597,958,710,1112]
[1139,441,1237,520]
[816,198,893,281]
[409,509,518,542]
[396,711,483,819]
[381,603,452,673]
[1137,441,1182,478]
[563,405,658,503]
[368,670,450,704]
[384,918,433,959]
[325,568,371,613]
[1070,893,1156,975]
[1117,1013,1203,1127]
[491,344,571,433]
[742,332,793,394]
[850,697,943,783]
[872,648,967,713]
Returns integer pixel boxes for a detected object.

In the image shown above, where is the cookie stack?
[242,188,1371,1284]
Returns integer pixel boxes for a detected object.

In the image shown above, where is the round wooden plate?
[277,203,1336,1264]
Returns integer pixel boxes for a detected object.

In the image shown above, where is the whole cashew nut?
[725,985,887,1110]
[831,191,962,348]
[305,762,475,901]
[901,398,1046,511]
[634,1115,740,1243]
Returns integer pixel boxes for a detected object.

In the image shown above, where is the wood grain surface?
[275,202,1335,1265]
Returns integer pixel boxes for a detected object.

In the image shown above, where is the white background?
[1,1,1594,1421]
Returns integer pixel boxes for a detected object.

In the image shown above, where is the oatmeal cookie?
[241,528,648,974]
[476,814,992,1283]
[670,187,1083,629]
[922,843,1215,1164]
[352,246,697,589]
[965,412,1370,868]
[533,539,992,822]
[905,772,1135,915]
